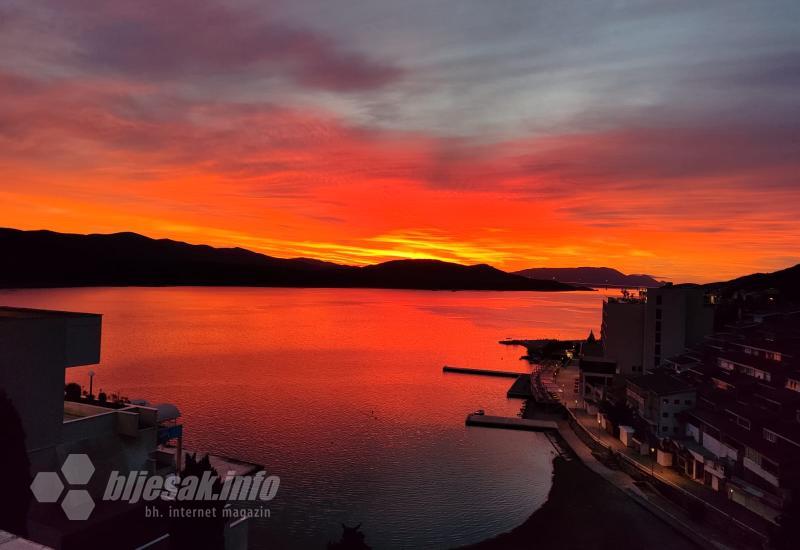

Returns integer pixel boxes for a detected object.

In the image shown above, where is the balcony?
[62,400,159,443]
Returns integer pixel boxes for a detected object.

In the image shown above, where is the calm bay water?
[0,287,608,549]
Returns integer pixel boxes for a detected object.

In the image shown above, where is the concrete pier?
[443,365,526,378]
[465,414,558,431]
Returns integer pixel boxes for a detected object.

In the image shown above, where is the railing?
[224,516,249,550]
[135,517,248,550]
[565,407,769,543]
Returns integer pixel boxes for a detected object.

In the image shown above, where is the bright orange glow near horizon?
[2,1,799,284]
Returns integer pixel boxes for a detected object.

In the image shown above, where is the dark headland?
[0,228,588,291]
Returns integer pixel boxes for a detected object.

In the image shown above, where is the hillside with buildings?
[576,279,800,536]
[514,267,662,288]
[710,263,800,302]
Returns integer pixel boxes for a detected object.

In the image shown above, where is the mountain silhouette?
[0,228,584,291]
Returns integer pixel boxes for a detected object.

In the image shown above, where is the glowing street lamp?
[650,447,656,476]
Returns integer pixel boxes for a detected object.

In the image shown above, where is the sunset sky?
[1,0,798,282]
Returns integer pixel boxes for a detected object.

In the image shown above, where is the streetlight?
[650,447,656,476]
[88,370,95,399]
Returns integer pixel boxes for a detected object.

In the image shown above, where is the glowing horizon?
[2,1,799,283]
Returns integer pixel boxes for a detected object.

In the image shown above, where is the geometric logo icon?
[30,454,96,520]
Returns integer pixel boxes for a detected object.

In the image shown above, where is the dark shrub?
[65,382,82,401]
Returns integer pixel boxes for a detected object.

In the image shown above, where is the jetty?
[442,365,525,378]
[465,414,558,432]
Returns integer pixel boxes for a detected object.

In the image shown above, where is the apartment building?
[600,292,645,376]
[626,372,697,438]
[0,307,248,550]
[600,285,714,377]
[673,311,800,521]
[643,285,715,371]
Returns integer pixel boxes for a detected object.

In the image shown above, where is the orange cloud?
[1,71,798,283]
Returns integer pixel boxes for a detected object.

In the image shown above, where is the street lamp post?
[88,370,95,399]
[650,447,656,476]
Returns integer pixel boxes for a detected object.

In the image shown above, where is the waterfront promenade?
[552,361,771,549]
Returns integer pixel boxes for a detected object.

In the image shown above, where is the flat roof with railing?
[0,306,101,319]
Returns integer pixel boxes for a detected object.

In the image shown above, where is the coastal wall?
[564,410,768,549]
[567,414,612,459]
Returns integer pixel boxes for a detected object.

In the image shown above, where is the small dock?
[443,365,525,378]
[465,414,558,432]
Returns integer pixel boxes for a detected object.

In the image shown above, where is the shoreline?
[0,283,592,292]
[462,455,698,550]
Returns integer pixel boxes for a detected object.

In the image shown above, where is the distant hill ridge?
[514,267,663,288]
[708,263,800,301]
[0,228,583,291]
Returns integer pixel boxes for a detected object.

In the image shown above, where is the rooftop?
[0,306,100,320]
[667,354,701,366]
[580,358,617,375]
[629,372,695,395]
[606,296,645,305]
[0,530,52,549]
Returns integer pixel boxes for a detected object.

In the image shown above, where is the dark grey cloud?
[11,0,403,91]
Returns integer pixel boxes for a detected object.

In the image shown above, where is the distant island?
[513,267,663,288]
[0,228,587,291]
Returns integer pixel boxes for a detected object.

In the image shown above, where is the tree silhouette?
[64,382,82,401]
[0,390,32,536]
[328,523,371,550]
[168,453,227,550]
